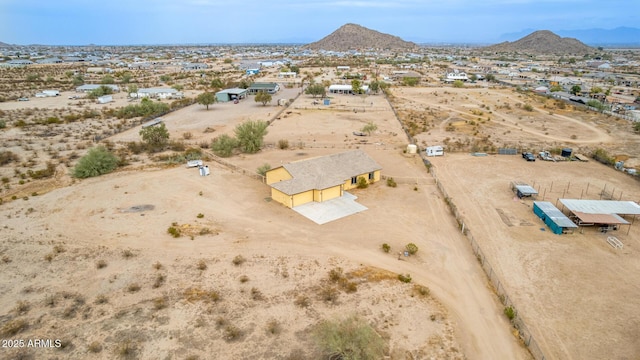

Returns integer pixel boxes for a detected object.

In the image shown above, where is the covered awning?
[572,211,630,225]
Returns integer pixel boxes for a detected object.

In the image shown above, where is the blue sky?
[0,0,637,45]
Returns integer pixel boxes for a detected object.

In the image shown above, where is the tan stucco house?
[265,150,382,208]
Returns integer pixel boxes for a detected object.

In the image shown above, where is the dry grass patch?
[1,318,28,336]
[184,287,221,303]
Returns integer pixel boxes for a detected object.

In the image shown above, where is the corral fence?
[202,149,265,183]
[427,160,547,360]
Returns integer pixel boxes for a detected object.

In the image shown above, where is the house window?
[368,172,374,180]
[351,176,357,185]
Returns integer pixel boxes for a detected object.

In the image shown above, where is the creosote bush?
[381,243,391,253]
[398,274,412,283]
[386,177,397,187]
[312,315,385,360]
[504,306,516,321]
[405,243,419,255]
[232,255,246,266]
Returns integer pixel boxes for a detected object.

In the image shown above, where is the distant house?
[336,66,350,71]
[328,84,369,95]
[137,87,183,99]
[182,63,208,70]
[76,84,120,93]
[444,69,468,82]
[247,82,279,95]
[278,72,297,78]
[246,68,260,76]
[265,150,382,208]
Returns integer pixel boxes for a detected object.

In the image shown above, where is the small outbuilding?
[533,201,578,234]
[97,95,113,104]
[215,88,248,102]
[247,82,279,95]
[511,182,538,198]
[425,146,444,157]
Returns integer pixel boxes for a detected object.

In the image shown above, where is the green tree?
[570,85,582,95]
[351,79,362,94]
[139,123,170,151]
[211,134,238,157]
[121,72,132,84]
[196,92,217,110]
[402,77,419,86]
[485,74,496,82]
[256,163,271,176]
[254,91,272,106]
[234,120,268,154]
[88,85,114,99]
[73,146,119,179]
[469,74,478,82]
[305,83,326,98]
[100,75,115,84]
[72,75,84,86]
[633,122,640,133]
[405,243,419,255]
[312,315,385,360]
[369,81,380,94]
[127,84,139,97]
[590,86,604,94]
[361,122,377,135]
[452,80,464,88]
[550,85,563,92]
[210,78,224,89]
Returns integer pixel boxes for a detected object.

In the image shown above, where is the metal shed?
[533,201,578,234]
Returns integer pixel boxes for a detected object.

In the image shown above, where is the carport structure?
[559,199,640,233]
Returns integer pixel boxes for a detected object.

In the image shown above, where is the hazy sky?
[0,0,637,45]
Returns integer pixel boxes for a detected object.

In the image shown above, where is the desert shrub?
[27,162,56,179]
[266,319,282,335]
[15,300,30,314]
[182,131,193,140]
[381,243,391,253]
[592,148,615,166]
[312,315,385,360]
[257,163,271,176]
[328,267,344,282]
[211,134,238,157]
[94,294,108,304]
[278,139,289,149]
[44,253,54,262]
[115,339,137,358]
[197,259,207,270]
[153,297,167,310]
[294,295,311,308]
[223,324,243,342]
[234,120,268,154]
[1,319,28,336]
[167,226,182,238]
[153,274,166,288]
[405,243,419,255]
[127,283,141,293]
[239,275,249,283]
[196,213,204,218]
[319,286,339,304]
[251,287,265,300]
[53,244,65,254]
[0,119,5,128]
[504,306,516,321]
[87,341,103,353]
[356,177,368,189]
[232,255,246,266]
[73,146,119,179]
[122,249,135,258]
[414,284,431,297]
[96,260,108,269]
[398,274,412,283]
[523,104,534,112]
[386,177,397,187]
[152,261,163,270]
[0,151,20,165]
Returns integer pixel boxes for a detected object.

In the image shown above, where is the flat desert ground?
[1,79,639,359]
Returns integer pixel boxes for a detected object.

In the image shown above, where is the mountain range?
[499,27,640,46]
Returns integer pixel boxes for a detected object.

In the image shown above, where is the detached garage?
[216,88,248,102]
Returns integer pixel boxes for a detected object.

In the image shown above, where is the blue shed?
[533,201,578,235]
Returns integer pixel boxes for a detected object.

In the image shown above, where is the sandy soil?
[0,86,531,359]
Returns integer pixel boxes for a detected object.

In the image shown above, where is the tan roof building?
[265,150,382,208]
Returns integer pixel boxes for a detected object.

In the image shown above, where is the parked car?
[17,97,29,101]
[522,152,536,161]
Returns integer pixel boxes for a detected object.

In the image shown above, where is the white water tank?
[407,144,418,154]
